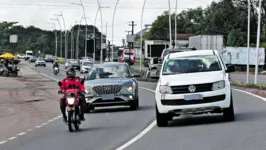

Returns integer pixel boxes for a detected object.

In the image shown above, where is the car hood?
[85,78,132,86]
[82,65,92,68]
[160,71,225,86]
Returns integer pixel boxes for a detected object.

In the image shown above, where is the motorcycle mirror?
[58,81,62,86]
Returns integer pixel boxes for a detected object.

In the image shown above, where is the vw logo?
[188,85,196,93]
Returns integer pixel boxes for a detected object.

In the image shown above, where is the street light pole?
[50,18,62,58]
[140,0,147,72]
[174,0,178,48]
[48,23,58,58]
[76,16,83,59]
[54,13,67,60]
[246,0,250,84]
[94,8,100,63]
[96,0,104,63]
[255,0,262,84]
[93,6,109,63]
[112,0,120,61]
[71,1,88,58]
[168,0,172,48]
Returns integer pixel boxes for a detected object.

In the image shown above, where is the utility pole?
[129,21,137,48]
[108,40,111,61]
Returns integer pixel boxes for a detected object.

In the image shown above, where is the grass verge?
[231,82,266,90]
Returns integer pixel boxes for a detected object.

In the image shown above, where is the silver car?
[80,61,93,74]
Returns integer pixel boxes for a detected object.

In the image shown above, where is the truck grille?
[93,85,123,95]
[161,95,226,105]
[171,83,213,94]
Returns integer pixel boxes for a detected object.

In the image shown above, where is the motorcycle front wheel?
[68,111,75,132]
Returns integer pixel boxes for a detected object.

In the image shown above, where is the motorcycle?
[54,67,59,75]
[58,81,84,132]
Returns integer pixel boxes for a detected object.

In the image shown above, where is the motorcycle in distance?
[58,81,85,132]
[53,67,59,75]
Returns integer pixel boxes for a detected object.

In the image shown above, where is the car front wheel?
[223,94,235,121]
[156,104,169,127]
[130,96,139,110]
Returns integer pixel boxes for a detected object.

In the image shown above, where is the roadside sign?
[10,35,18,43]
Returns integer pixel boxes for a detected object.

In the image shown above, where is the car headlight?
[212,80,225,91]
[159,85,173,94]
[85,86,96,95]
[67,97,75,105]
[120,83,135,94]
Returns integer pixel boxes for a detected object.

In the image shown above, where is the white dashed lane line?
[17,132,26,136]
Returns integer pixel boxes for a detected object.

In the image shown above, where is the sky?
[0,0,217,46]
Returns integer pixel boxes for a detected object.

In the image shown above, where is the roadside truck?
[189,35,224,53]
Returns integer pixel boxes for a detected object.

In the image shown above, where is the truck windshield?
[162,55,222,75]
[124,53,134,59]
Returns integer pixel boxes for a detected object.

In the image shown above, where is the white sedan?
[35,58,46,67]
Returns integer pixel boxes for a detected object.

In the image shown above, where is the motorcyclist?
[53,61,60,73]
[58,68,86,123]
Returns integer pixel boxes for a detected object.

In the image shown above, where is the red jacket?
[59,77,85,92]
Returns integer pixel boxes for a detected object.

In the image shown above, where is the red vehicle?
[119,49,136,65]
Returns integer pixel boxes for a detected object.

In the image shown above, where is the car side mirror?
[132,73,141,78]
[226,65,235,73]
[58,81,62,86]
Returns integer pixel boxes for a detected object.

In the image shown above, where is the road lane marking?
[0,141,7,145]
[27,129,33,132]
[116,87,156,150]
[233,88,266,102]
[40,73,59,82]
[17,132,26,136]
[8,137,17,141]
[116,121,156,150]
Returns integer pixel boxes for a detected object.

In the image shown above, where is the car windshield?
[37,58,44,61]
[87,65,130,80]
[124,53,134,59]
[83,62,93,66]
[70,60,79,63]
[162,55,222,75]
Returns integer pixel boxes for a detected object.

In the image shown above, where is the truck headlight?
[212,80,225,91]
[159,85,173,94]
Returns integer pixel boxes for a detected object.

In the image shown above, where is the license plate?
[102,94,114,100]
[67,106,74,111]
[184,94,203,101]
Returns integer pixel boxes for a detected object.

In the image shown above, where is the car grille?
[171,83,213,94]
[93,85,123,95]
[161,95,226,106]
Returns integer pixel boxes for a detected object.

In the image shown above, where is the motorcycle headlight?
[67,97,75,105]
[212,80,225,91]
[159,85,173,94]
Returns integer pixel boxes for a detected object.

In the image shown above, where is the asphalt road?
[2,61,266,150]
[0,62,157,150]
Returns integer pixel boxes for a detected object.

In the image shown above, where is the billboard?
[221,47,265,65]
[10,35,18,43]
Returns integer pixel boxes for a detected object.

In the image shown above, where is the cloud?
[0,0,216,45]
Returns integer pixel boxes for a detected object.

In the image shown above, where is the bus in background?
[120,48,136,65]
[25,50,33,60]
